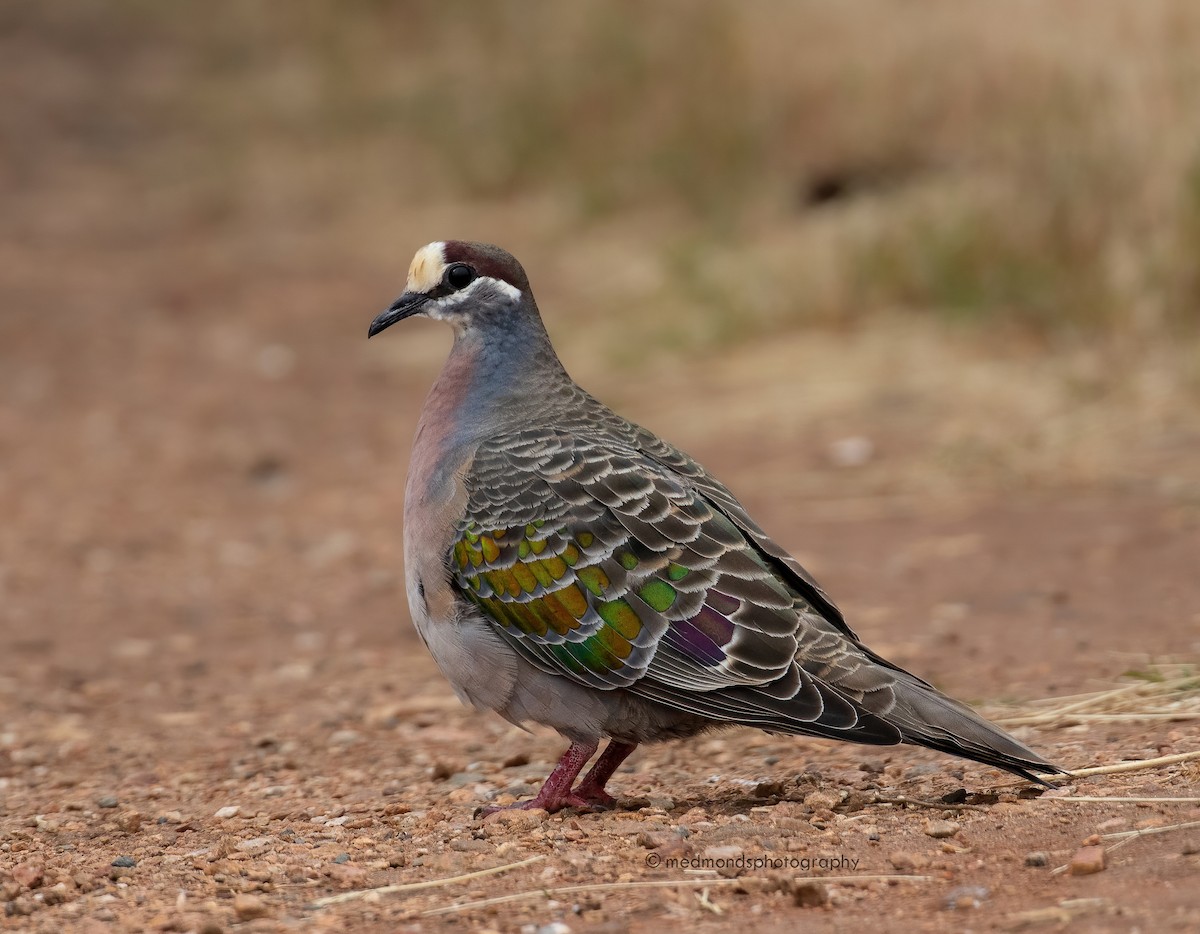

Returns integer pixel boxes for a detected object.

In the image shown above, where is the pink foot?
[572,740,637,809]
[571,783,617,808]
[477,790,599,817]
[476,740,600,817]
[473,740,640,817]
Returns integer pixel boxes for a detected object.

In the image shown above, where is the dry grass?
[310,854,545,908]
[6,0,1200,337]
[420,875,933,918]
[990,661,1200,729]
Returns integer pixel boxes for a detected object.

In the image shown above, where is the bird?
[368,240,1061,814]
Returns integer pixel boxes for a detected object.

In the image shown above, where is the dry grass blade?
[423,875,932,916]
[310,855,545,908]
[1062,750,1200,779]
[1004,898,1110,928]
[992,663,1200,729]
[1099,819,1200,842]
[988,744,1199,792]
[1047,819,1200,875]
[695,887,724,915]
[1037,796,1200,804]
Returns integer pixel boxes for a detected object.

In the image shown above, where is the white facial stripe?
[486,277,521,301]
[433,276,521,312]
[406,241,447,293]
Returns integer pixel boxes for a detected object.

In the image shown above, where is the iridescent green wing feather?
[449,427,905,740]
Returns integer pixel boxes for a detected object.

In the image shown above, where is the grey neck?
[437,301,574,441]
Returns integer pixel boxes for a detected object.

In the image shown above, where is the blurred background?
[2,0,1199,691]
[2,4,1200,925]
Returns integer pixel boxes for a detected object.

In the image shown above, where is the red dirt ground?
[2,239,1199,932]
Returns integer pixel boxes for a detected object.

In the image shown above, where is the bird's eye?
[445,264,476,290]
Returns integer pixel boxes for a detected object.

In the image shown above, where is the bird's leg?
[572,740,638,807]
[478,741,599,815]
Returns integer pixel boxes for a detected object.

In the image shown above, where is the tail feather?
[883,675,1062,783]
[635,670,1062,784]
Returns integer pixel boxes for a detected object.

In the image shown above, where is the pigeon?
[368,240,1061,813]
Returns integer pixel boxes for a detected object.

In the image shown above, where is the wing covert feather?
[448,428,898,736]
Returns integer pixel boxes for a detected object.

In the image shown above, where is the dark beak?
[368,292,430,337]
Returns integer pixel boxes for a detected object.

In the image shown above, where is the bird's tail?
[883,672,1062,783]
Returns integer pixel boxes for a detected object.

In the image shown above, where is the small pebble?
[333,853,350,864]
[329,863,367,885]
[1068,845,1106,876]
[233,893,270,920]
[111,856,136,869]
[214,806,240,819]
[889,851,925,871]
[803,790,841,810]
[482,808,548,833]
[924,819,960,839]
[703,845,744,879]
[96,795,119,809]
[12,862,44,888]
[1025,851,1049,867]
[116,811,143,833]
[792,880,829,908]
[841,790,875,813]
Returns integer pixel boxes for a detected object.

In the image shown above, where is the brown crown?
[441,241,531,293]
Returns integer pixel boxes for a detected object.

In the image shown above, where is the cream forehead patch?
[406,241,447,293]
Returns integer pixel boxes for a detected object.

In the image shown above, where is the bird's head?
[368,241,533,338]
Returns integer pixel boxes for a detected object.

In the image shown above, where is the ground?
[1,239,1198,931]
